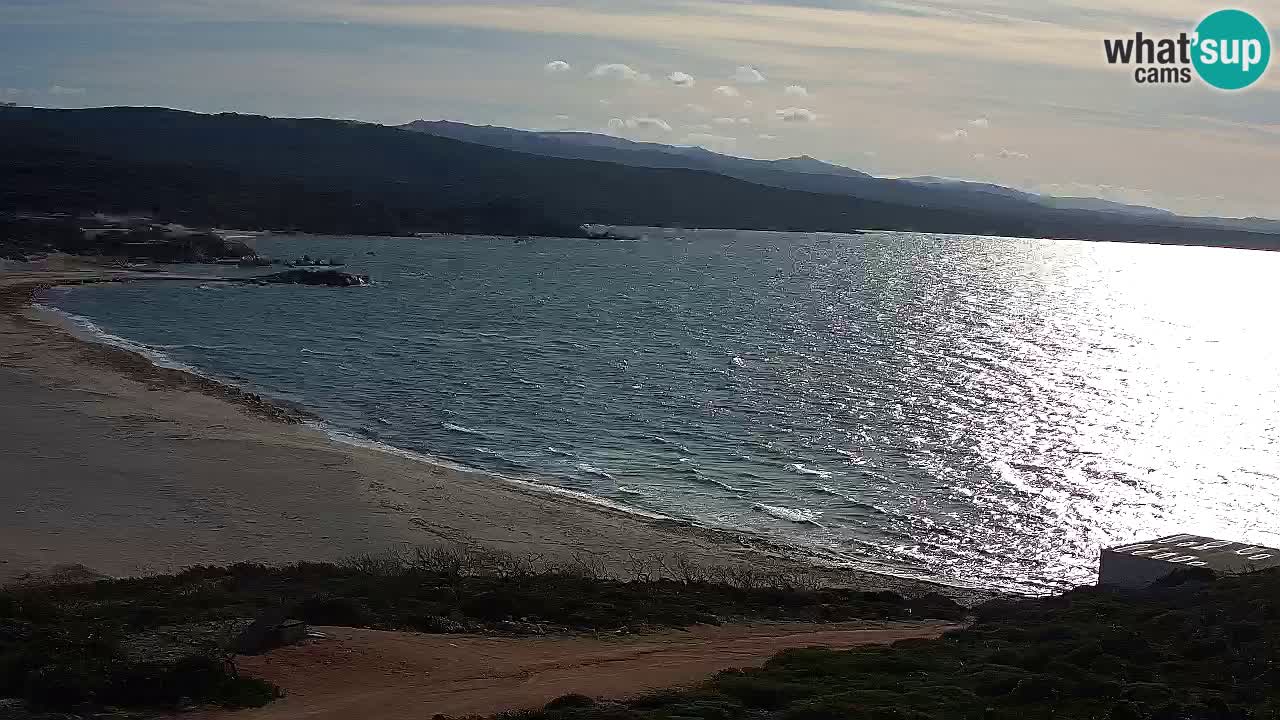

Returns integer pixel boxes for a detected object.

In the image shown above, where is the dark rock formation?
[255,269,369,286]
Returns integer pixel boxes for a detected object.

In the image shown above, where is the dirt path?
[192,622,955,719]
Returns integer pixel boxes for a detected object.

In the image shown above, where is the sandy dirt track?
[190,622,955,719]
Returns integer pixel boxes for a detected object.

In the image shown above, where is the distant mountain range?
[0,105,1276,249]
[403,120,1280,237]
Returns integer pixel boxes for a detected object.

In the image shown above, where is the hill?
[1,106,1278,248]
[406,119,1280,238]
[503,567,1279,720]
[3,548,1276,719]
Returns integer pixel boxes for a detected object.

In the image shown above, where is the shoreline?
[0,268,998,603]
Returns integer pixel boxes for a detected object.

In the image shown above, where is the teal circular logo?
[1193,9,1271,90]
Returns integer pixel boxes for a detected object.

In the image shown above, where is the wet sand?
[0,269,988,602]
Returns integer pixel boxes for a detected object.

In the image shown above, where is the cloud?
[48,85,85,95]
[732,65,767,84]
[969,117,990,129]
[712,116,737,126]
[997,148,1030,159]
[607,118,626,134]
[742,99,753,108]
[776,107,818,123]
[973,152,987,160]
[937,128,968,142]
[688,123,713,131]
[683,133,738,152]
[784,84,809,97]
[621,116,673,131]
[713,85,740,97]
[685,103,709,114]
[668,71,695,87]
[589,63,650,82]
[543,60,571,73]
[554,114,571,120]
[758,133,778,140]
[598,99,612,106]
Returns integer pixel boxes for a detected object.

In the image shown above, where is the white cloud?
[598,99,612,106]
[742,99,753,108]
[543,60,571,73]
[688,123,713,131]
[589,63,650,82]
[973,152,987,160]
[607,118,627,134]
[683,133,738,152]
[969,117,990,129]
[739,117,752,125]
[712,116,737,126]
[776,107,818,123]
[732,65,767,84]
[713,85,740,97]
[668,71,695,87]
[784,84,809,97]
[48,85,85,95]
[997,148,1030,159]
[758,133,778,140]
[937,128,968,142]
[624,116,673,131]
[685,103,709,114]
[555,114,571,121]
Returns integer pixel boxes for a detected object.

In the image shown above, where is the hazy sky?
[2,0,1277,218]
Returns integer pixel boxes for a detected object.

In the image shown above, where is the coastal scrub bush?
[0,588,279,712]
[0,543,965,714]
[465,568,1280,720]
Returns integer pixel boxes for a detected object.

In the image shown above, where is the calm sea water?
[42,229,1280,594]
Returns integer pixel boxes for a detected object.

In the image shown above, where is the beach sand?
[0,269,987,601]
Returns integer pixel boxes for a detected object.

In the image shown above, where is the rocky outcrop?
[255,269,369,287]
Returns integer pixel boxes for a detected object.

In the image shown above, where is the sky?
[2,0,1278,218]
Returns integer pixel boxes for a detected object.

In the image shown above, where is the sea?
[38,228,1280,594]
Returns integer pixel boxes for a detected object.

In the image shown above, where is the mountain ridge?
[403,119,1278,234]
[1,105,1277,249]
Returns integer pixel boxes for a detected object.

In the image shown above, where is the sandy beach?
[0,267,984,601]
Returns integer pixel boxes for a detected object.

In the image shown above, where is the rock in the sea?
[255,269,370,287]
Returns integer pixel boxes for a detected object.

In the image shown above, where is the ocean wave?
[701,476,746,493]
[835,449,869,465]
[317,424,671,521]
[786,463,834,479]
[442,422,486,436]
[34,304,201,374]
[574,462,618,482]
[753,503,824,526]
[154,342,238,352]
[546,446,578,458]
